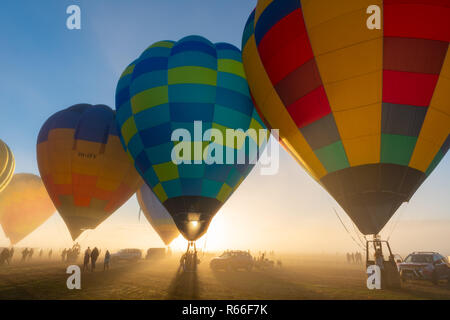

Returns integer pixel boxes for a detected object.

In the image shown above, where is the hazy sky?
[0,0,449,256]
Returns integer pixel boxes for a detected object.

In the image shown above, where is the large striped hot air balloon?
[0,173,55,245]
[0,139,15,194]
[36,104,142,240]
[136,184,179,246]
[116,36,267,241]
[242,0,450,235]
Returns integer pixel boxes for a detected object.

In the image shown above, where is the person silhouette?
[90,247,99,272]
[104,250,111,271]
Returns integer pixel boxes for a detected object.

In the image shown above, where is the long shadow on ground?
[166,265,199,300]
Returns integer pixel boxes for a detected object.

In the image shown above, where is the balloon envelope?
[0,139,15,194]
[37,104,142,240]
[136,184,179,246]
[0,173,55,244]
[242,1,450,235]
[116,36,267,240]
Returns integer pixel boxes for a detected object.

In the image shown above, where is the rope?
[386,202,408,242]
[348,214,366,249]
[333,208,365,250]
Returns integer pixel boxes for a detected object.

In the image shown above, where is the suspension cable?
[387,202,408,242]
[349,216,366,249]
[333,207,365,250]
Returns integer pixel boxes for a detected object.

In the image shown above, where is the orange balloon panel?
[0,173,55,245]
[36,104,142,240]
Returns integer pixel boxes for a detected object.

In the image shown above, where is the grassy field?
[0,253,449,300]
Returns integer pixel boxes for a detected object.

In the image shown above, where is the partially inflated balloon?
[243,1,450,235]
[116,36,267,240]
[0,174,55,244]
[37,104,142,240]
[136,184,179,246]
[0,139,15,193]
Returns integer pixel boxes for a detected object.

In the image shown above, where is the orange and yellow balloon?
[0,173,55,245]
[36,104,142,240]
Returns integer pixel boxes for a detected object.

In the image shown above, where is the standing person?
[180,252,187,271]
[0,248,10,265]
[375,249,384,270]
[103,250,110,271]
[48,249,53,259]
[28,248,34,261]
[21,248,29,262]
[9,247,14,262]
[90,247,99,272]
[83,247,91,271]
[61,248,67,262]
[66,248,72,263]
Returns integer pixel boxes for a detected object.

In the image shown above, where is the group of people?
[61,243,81,263]
[21,248,34,261]
[0,247,58,265]
[83,247,111,272]
[180,249,199,272]
[346,252,363,264]
[1,244,113,272]
[0,247,14,265]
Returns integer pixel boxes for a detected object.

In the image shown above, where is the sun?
[169,211,229,253]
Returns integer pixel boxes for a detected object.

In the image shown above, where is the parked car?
[110,248,142,262]
[146,248,166,260]
[210,250,253,271]
[398,252,450,285]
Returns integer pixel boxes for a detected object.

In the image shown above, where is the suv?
[110,249,142,262]
[210,250,253,271]
[398,252,450,285]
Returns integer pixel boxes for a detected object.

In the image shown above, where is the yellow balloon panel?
[315,38,383,85]
[410,108,450,172]
[410,47,450,172]
[304,6,382,56]
[301,0,377,29]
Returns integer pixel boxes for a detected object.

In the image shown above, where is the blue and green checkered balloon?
[115,35,267,241]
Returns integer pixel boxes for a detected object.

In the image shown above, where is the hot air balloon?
[0,139,15,194]
[136,184,179,246]
[115,36,267,243]
[242,0,450,237]
[0,173,55,245]
[36,104,142,240]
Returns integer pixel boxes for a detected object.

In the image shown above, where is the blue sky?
[0,0,449,253]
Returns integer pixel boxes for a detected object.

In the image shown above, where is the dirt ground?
[0,253,449,300]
